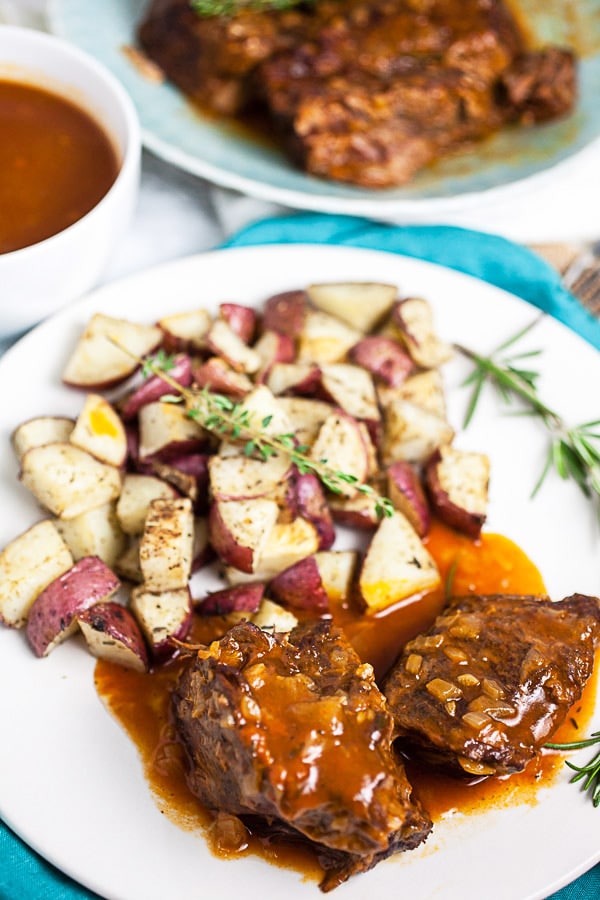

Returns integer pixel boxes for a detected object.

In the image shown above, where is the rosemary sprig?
[545,731,600,808]
[456,319,600,508]
[119,343,393,518]
[191,0,312,17]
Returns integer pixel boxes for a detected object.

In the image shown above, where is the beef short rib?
[138,0,577,187]
[173,619,432,891]
[384,593,600,777]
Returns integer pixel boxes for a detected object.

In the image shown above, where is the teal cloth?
[2,212,599,899]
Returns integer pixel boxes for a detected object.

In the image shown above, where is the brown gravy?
[94,521,597,881]
[0,80,119,254]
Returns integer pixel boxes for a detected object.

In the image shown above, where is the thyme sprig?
[118,343,393,518]
[545,731,600,808]
[456,319,600,508]
[191,0,312,17]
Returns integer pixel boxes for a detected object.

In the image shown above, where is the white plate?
[0,244,599,900]
[48,0,600,222]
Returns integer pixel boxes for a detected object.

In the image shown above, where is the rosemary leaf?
[457,321,600,516]
[545,731,600,808]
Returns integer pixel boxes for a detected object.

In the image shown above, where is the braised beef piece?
[384,593,600,778]
[138,0,577,187]
[173,619,432,891]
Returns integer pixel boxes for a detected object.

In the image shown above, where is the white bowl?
[0,25,141,337]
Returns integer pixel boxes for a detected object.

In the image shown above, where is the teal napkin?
[2,213,599,899]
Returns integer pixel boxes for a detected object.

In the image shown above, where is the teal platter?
[49,0,600,218]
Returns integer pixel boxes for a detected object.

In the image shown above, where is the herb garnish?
[456,319,600,509]
[191,0,313,17]
[126,346,394,519]
[545,731,600,808]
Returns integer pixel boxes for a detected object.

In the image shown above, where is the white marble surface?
[2,0,600,294]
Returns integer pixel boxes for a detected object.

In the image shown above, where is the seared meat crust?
[173,619,431,891]
[138,0,577,187]
[384,593,600,776]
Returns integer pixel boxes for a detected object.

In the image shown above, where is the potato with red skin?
[350,337,414,387]
[219,302,257,344]
[120,354,193,420]
[266,362,322,397]
[157,452,211,513]
[62,314,162,390]
[0,520,74,628]
[269,556,329,612]
[328,491,381,529]
[310,412,372,497]
[130,585,193,662]
[392,297,453,369]
[192,356,253,398]
[26,556,121,657]
[208,498,279,573]
[77,602,149,672]
[262,290,308,338]
[307,282,397,332]
[387,460,430,538]
[424,446,490,539]
[198,583,265,616]
[157,308,211,353]
[291,471,335,550]
[206,319,261,374]
[137,401,207,462]
[253,330,296,383]
[297,311,361,364]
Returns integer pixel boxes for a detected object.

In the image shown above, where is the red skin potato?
[149,589,193,663]
[192,356,253,398]
[164,452,211,513]
[262,290,308,338]
[219,303,257,344]
[387,460,431,537]
[26,556,121,658]
[207,502,255,574]
[423,450,486,539]
[270,556,329,612]
[350,337,414,387]
[198,583,265,616]
[125,422,141,470]
[77,602,149,671]
[120,355,193,420]
[254,331,296,384]
[287,365,323,397]
[292,471,335,550]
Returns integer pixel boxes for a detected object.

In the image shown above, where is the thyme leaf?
[111,338,394,519]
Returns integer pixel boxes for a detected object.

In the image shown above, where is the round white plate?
[0,244,599,900]
[48,0,600,222]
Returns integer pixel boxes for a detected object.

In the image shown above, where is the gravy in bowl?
[0,79,119,254]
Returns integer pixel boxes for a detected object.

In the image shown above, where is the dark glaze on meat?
[138,0,577,187]
[384,593,600,777]
[172,619,432,892]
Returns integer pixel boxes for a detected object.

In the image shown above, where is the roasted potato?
[0,520,74,627]
[26,556,121,657]
[62,313,162,389]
